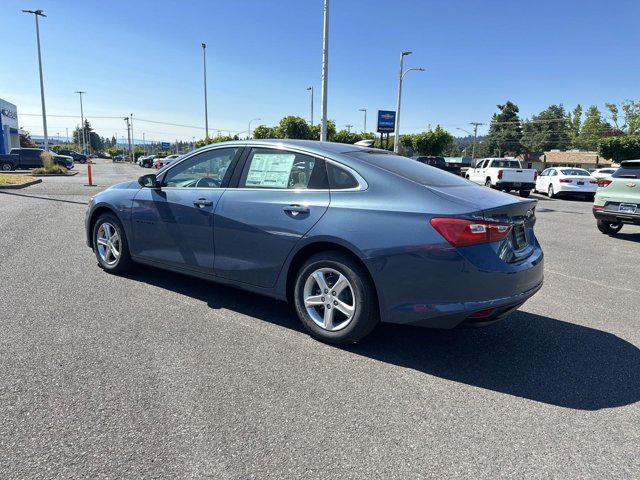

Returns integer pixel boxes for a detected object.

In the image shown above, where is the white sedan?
[590,167,617,180]
[534,167,598,199]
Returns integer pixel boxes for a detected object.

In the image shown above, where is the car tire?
[519,190,531,198]
[293,251,379,344]
[548,185,555,198]
[92,213,133,274]
[597,220,623,235]
[0,162,14,171]
[485,178,492,188]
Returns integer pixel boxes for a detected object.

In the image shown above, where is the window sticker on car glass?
[246,153,295,188]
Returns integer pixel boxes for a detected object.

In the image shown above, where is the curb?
[32,171,79,177]
[0,178,43,189]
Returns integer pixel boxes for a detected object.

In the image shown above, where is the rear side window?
[491,160,521,168]
[560,169,590,176]
[347,151,469,187]
[240,148,328,189]
[612,163,640,179]
[327,163,359,189]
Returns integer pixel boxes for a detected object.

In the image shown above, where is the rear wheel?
[597,220,623,235]
[485,178,492,188]
[519,190,531,198]
[93,213,133,274]
[548,185,556,198]
[293,251,379,344]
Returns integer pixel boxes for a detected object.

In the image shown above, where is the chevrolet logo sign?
[625,183,637,188]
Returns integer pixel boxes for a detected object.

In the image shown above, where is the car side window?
[327,163,359,189]
[239,148,328,189]
[163,148,238,188]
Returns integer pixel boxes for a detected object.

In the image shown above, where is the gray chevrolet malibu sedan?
[85,140,543,344]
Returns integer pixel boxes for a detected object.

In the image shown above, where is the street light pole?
[359,108,367,133]
[201,42,209,139]
[130,113,134,159]
[320,0,329,142]
[75,91,86,154]
[23,9,49,150]
[124,117,132,162]
[307,86,314,126]
[345,124,353,133]
[393,51,424,154]
[248,118,261,139]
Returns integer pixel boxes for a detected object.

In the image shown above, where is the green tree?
[412,125,454,156]
[252,125,278,139]
[485,101,523,156]
[276,116,312,139]
[521,104,571,153]
[194,135,237,148]
[621,100,640,135]
[310,120,336,141]
[598,136,640,162]
[568,104,583,147]
[73,120,103,152]
[576,105,609,150]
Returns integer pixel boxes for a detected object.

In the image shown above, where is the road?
[1,159,638,479]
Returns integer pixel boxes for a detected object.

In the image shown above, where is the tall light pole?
[23,9,49,150]
[393,51,424,153]
[359,108,367,133]
[345,124,353,133]
[248,118,261,139]
[75,91,86,154]
[124,117,132,162]
[201,42,209,139]
[320,0,329,142]
[130,113,134,158]
[307,86,314,126]
[469,122,484,159]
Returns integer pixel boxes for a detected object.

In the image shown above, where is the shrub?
[32,151,69,174]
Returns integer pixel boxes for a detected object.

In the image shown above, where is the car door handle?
[193,198,213,208]
[283,204,310,216]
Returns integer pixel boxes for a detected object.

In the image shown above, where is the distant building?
[0,98,19,154]
[519,150,613,171]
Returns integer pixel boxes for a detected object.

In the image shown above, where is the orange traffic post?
[87,162,93,186]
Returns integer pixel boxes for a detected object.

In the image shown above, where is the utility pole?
[469,122,484,159]
[359,108,367,133]
[23,9,49,150]
[307,86,314,126]
[66,127,69,143]
[130,114,134,159]
[345,124,353,133]
[75,91,86,154]
[320,0,329,142]
[393,51,424,153]
[142,132,146,155]
[201,42,209,139]
[124,117,132,162]
[248,118,261,139]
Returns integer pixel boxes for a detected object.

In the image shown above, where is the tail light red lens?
[559,179,572,183]
[597,179,612,187]
[469,308,496,318]
[593,205,604,210]
[430,218,512,247]
[497,169,503,179]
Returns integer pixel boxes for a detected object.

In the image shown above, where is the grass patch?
[0,174,37,185]
[32,164,69,174]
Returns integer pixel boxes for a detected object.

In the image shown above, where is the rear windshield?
[560,169,590,176]
[491,160,521,169]
[612,163,640,179]
[346,151,469,186]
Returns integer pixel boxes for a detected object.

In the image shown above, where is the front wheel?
[519,190,531,198]
[293,251,379,344]
[93,213,133,274]
[597,220,623,235]
[0,162,14,171]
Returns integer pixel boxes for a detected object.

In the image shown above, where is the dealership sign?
[161,142,171,150]
[377,110,396,133]
[1,108,17,120]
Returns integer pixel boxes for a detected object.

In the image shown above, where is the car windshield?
[346,151,469,186]
[560,169,590,176]
[491,160,520,168]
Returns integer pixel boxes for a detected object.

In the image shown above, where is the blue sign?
[161,142,171,150]
[377,110,396,133]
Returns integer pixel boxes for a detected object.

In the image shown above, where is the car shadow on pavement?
[608,232,640,243]
[125,266,640,411]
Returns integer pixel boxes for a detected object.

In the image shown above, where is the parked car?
[593,159,640,234]
[590,167,618,181]
[154,154,180,169]
[57,149,87,164]
[0,148,73,171]
[466,158,536,197]
[138,155,155,168]
[534,167,597,199]
[412,156,462,176]
[85,140,543,344]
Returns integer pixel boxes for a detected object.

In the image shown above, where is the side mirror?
[138,173,160,188]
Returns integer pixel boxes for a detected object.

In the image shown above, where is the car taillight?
[589,180,597,184]
[598,179,612,187]
[497,169,503,179]
[430,218,512,247]
[559,179,572,183]
[593,205,604,210]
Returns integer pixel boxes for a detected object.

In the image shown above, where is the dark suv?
[57,149,87,164]
[1,148,74,170]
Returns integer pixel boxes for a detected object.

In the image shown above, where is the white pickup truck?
[466,158,537,198]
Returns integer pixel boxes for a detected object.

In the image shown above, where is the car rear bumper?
[496,181,535,190]
[556,184,596,194]
[593,207,640,225]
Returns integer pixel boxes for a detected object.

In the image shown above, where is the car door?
[25,149,42,168]
[472,159,488,184]
[213,147,330,288]
[536,169,549,191]
[130,146,241,273]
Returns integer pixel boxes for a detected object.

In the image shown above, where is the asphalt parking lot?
[1,159,638,479]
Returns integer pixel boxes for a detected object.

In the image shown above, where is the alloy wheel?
[303,268,356,332]
[96,222,121,266]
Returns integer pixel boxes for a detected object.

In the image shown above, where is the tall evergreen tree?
[568,104,583,147]
[575,106,609,151]
[485,101,523,156]
[521,104,571,153]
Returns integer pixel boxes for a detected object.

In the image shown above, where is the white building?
[0,98,19,154]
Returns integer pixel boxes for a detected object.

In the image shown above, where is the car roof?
[196,139,388,157]
[620,159,640,166]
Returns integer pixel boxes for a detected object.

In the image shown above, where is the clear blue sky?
[1,0,638,143]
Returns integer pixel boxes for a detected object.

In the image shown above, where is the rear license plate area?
[577,181,584,185]
[619,203,637,214]
[513,182,521,187]
[512,224,527,250]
